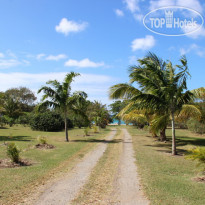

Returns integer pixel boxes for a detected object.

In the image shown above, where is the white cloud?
[0,53,4,58]
[131,35,156,51]
[149,0,203,13]
[6,50,17,59]
[124,0,140,13]
[0,59,21,69]
[55,18,88,36]
[64,58,105,68]
[134,13,144,22]
[149,0,175,10]
[180,44,205,57]
[176,0,203,13]
[36,53,46,60]
[46,54,67,61]
[115,9,124,17]
[182,24,205,39]
[0,72,117,104]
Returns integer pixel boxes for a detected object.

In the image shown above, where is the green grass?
[128,127,205,205]
[0,125,111,204]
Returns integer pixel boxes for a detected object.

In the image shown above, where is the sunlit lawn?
[0,125,111,204]
[128,126,205,205]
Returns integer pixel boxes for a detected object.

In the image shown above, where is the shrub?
[3,116,16,127]
[143,125,149,131]
[187,147,205,170]
[73,116,90,128]
[37,136,47,144]
[29,111,73,131]
[17,114,30,126]
[93,125,99,133]
[84,127,90,136]
[187,119,205,134]
[7,143,21,163]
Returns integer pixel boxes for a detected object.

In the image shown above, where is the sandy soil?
[111,129,150,205]
[32,130,117,205]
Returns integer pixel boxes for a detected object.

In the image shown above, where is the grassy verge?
[127,126,205,205]
[72,129,122,205]
[0,125,111,205]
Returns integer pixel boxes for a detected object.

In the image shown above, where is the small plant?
[37,136,47,144]
[84,127,90,136]
[7,143,21,163]
[9,133,13,139]
[187,147,205,170]
[93,125,99,133]
[143,125,149,131]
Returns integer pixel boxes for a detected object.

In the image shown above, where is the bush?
[17,114,30,126]
[187,147,205,170]
[73,116,90,128]
[37,136,47,144]
[187,119,205,134]
[3,115,16,127]
[29,111,73,131]
[93,125,99,133]
[7,143,21,163]
[84,127,90,136]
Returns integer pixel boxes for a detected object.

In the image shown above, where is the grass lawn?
[0,125,111,205]
[128,126,205,205]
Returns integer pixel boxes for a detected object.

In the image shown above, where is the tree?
[5,87,36,112]
[69,91,90,128]
[87,101,111,128]
[109,100,126,125]
[38,72,80,142]
[109,52,200,155]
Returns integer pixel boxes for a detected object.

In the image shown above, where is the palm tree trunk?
[171,111,176,155]
[65,115,69,142]
[160,128,166,141]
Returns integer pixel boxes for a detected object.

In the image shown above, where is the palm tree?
[38,72,80,142]
[109,53,200,155]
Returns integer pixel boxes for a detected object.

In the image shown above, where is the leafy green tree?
[110,52,200,155]
[109,100,126,125]
[87,101,111,128]
[5,87,36,112]
[38,72,80,142]
[69,91,90,128]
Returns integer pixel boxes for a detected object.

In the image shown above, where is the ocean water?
[110,119,126,125]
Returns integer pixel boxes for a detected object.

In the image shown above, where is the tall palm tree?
[38,72,80,142]
[109,53,200,155]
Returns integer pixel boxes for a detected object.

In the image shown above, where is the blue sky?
[0,0,205,104]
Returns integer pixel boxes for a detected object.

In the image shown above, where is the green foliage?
[143,125,149,131]
[3,115,16,127]
[37,72,85,141]
[7,143,21,163]
[87,101,111,129]
[109,52,195,155]
[17,113,30,126]
[29,111,67,132]
[84,127,90,136]
[187,147,205,170]
[73,117,90,128]
[37,136,47,144]
[5,87,36,112]
[187,118,205,134]
[93,125,99,133]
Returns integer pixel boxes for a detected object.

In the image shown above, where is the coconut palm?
[38,72,80,142]
[109,52,200,155]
